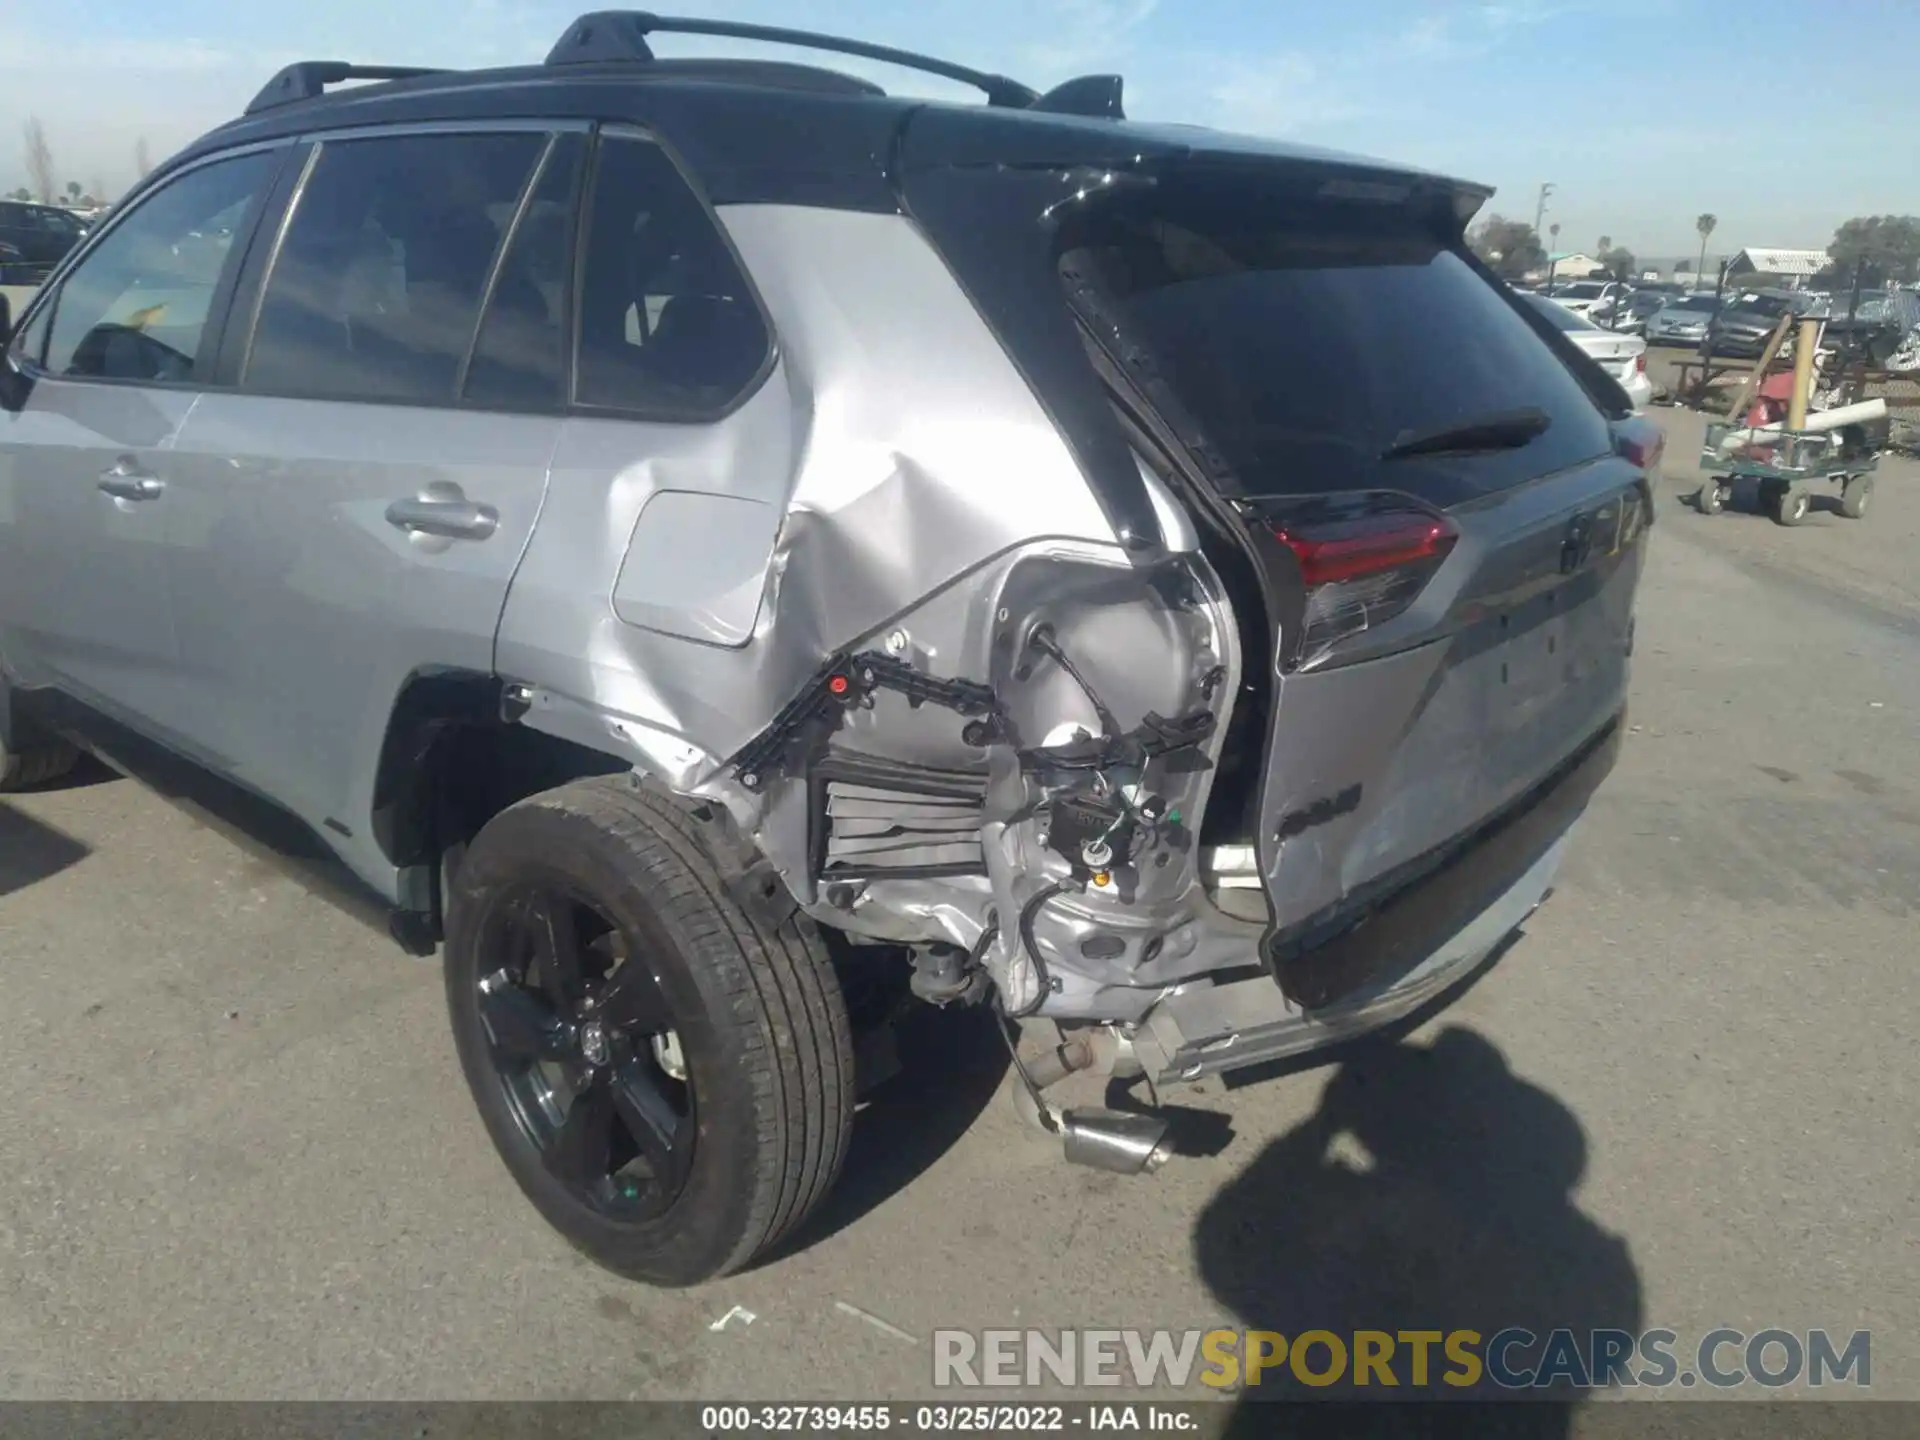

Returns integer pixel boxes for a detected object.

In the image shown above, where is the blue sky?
[4,0,1916,256]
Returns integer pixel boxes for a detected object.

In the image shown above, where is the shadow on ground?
[0,800,90,900]
[1195,1025,1642,1436]
[766,1001,1009,1261]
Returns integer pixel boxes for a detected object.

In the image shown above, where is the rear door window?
[1059,183,1615,504]
[461,135,584,410]
[244,132,546,404]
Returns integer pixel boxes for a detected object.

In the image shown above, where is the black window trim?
[565,121,780,427]
[230,120,577,415]
[10,112,783,426]
[215,115,784,423]
[450,129,590,415]
[455,133,562,401]
[5,138,297,394]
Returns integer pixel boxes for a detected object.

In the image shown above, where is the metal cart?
[1694,421,1880,527]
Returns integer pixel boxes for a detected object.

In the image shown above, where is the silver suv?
[0,13,1656,1286]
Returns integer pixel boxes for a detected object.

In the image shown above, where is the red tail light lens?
[1613,419,1665,473]
[1271,513,1456,586]
[1635,352,1648,374]
[1261,501,1459,662]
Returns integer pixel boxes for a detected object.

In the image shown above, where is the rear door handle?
[98,463,165,501]
[384,491,499,542]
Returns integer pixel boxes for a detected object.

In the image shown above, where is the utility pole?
[1533,182,1555,239]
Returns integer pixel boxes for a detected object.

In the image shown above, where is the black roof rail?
[245,62,447,115]
[545,11,1056,110]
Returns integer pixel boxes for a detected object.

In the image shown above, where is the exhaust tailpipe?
[1060,1108,1174,1175]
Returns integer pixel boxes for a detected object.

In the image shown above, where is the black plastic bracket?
[731,652,1007,792]
[1016,707,1215,774]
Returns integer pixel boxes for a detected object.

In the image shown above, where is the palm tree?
[1695,213,1717,283]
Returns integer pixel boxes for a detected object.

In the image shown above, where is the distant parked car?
[1618,291,1670,326]
[1589,289,1655,335]
[1544,278,1629,319]
[1645,293,1721,346]
[1823,290,1920,368]
[1522,291,1652,410]
[0,200,88,282]
[1706,291,1799,358]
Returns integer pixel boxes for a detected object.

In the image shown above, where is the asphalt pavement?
[1,401,1915,1407]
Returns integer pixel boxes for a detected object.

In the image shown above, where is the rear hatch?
[898,115,1649,995]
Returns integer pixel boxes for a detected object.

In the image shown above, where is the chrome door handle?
[384,493,499,542]
[97,469,165,501]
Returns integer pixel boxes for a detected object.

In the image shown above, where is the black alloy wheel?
[444,777,855,1286]
[473,885,694,1220]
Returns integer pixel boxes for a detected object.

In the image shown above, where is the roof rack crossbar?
[546,11,1042,108]
[245,62,447,116]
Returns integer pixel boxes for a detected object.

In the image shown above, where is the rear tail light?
[1635,352,1647,374]
[1257,497,1459,661]
[1613,419,1664,473]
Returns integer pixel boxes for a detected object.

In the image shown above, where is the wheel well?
[372,671,630,936]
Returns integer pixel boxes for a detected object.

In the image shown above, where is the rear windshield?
[1673,295,1719,312]
[1058,186,1615,503]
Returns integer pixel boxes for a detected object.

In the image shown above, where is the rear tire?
[444,775,855,1286]
[1770,484,1810,527]
[1840,475,1874,520]
[0,737,80,792]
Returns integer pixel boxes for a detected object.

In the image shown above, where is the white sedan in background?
[1539,278,1629,320]
[1522,291,1653,412]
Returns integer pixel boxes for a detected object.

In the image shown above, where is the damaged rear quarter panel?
[495,203,1263,1014]
[494,203,1123,780]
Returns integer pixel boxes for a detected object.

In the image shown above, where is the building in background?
[1523,250,1607,283]
[1726,247,1830,289]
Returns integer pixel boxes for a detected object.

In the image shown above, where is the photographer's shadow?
[1195,1026,1642,1433]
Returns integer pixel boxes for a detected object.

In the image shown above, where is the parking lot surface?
[1,404,1916,1404]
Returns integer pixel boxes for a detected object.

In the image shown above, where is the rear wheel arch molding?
[371,669,797,941]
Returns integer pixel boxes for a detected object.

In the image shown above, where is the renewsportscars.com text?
[933,1327,1871,1391]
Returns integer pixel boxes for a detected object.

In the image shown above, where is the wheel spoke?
[609,1059,689,1187]
[523,891,585,1009]
[479,982,570,1062]
[544,1074,615,1190]
[598,956,673,1034]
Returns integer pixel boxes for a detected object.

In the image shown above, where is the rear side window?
[245,132,546,404]
[573,134,769,416]
[1059,183,1616,503]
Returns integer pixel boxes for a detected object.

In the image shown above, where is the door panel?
[0,147,279,738]
[163,396,560,855]
[159,129,570,884]
[0,380,191,717]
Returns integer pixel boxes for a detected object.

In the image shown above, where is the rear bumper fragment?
[1269,711,1623,1009]
[1130,709,1623,1085]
